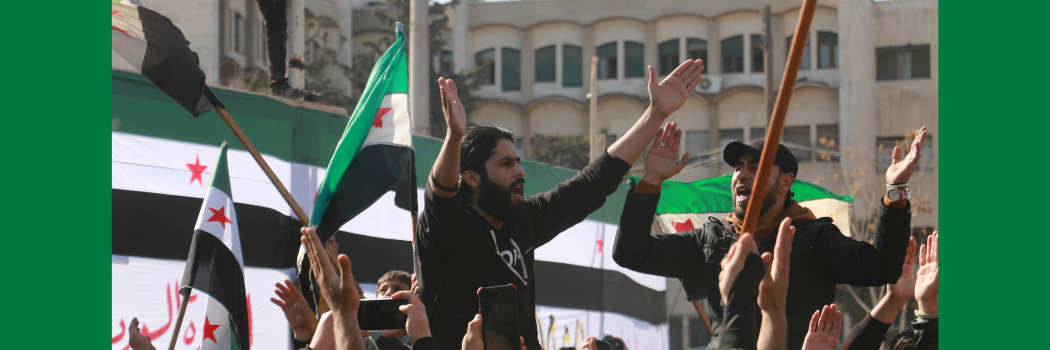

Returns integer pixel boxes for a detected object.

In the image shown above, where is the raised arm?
[430,77,466,198]
[826,127,927,285]
[845,238,917,350]
[611,125,705,278]
[607,59,705,165]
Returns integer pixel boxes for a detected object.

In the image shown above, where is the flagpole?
[739,0,818,237]
[167,290,191,350]
[203,87,311,227]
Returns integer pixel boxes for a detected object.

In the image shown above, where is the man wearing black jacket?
[417,59,706,350]
[612,125,928,349]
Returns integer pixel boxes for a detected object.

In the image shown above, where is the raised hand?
[758,218,795,315]
[302,227,360,313]
[717,233,759,304]
[647,59,705,118]
[438,77,467,138]
[271,279,318,342]
[128,318,157,350]
[915,232,938,314]
[389,291,432,344]
[801,305,845,350]
[642,122,689,185]
[887,237,917,301]
[886,126,928,184]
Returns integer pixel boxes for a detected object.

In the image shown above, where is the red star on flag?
[596,237,604,253]
[672,219,694,233]
[373,108,392,128]
[112,26,132,38]
[207,206,233,229]
[187,155,208,186]
[202,316,221,344]
[112,10,125,18]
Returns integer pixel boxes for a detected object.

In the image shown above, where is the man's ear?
[781,173,795,194]
[463,170,480,188]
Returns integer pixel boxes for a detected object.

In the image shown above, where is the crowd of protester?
[124,59,938,350]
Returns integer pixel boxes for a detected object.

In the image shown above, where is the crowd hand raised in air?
[756,218,795,350]
[915,232,938,315]
[801,305,851,350]
[462,314,526,350]
[271,278,318,342]
[437,77,467,138]
[641,122,690,187]
[301,227,364,350]
[885,126,928,185]
[646,59,705,118]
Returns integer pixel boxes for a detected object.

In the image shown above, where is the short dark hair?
[377,270,411,288]
[460,125,515,199]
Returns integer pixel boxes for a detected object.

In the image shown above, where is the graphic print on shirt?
[489,230,528,285]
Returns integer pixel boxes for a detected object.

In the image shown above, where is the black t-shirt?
[416,150,630,350]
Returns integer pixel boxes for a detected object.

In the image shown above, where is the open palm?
[648,60,705,117]
[644,123,689,181]
[915,232,938,313]
[802,305,847,350]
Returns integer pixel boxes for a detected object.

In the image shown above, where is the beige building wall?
[529,100,587,137]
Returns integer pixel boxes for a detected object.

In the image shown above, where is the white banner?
[111,255,296,350]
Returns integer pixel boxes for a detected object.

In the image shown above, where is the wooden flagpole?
[739,0,818,237]
[213,105,310,227]
[166,89,312,350]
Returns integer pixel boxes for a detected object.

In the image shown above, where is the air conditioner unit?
[695,75,722,94]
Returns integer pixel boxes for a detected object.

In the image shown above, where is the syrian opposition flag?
[180,142,251,350]
[112,0,215,117]
[631,175,855,236]
[309,27,416,245]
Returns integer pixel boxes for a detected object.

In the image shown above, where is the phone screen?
[478,284,520,350]
[356,298,410,332]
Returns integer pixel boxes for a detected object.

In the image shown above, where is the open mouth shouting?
[735,185,752,205]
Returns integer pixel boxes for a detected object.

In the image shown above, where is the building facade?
[113,1,937,348]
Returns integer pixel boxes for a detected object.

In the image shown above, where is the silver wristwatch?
[886,183,911,201]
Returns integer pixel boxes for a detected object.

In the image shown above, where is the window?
[877,135,933,172]
[687,130,710,156]
[440,50,453,73]
[534,45,556,83]
[816,124,840,162]
[785,35,811,70]
[475,49,495,85]
[659,39,680,76]
[687,38,707,73]
[876,45,931,81]
[750,127,766,141]
[783,126,812,163]
[606,134,618,147]
[501,48,521,91]
[817,32,838,68]
[233,12,245,53]
[625,41,645,78]
[310,41,320,62]
[751,34,764,73]
[722,36,744,73]
[562,45,583,87]
[719,128,744,150]
[596,42,617,79]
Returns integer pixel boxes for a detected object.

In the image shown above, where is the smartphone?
[356,298,410,332]
[477,284,520,350]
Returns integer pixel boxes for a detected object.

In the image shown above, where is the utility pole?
[589,56,601,160]
[409,0,430,135]
[763,4,775,122]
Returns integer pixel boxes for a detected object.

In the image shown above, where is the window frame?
[475,49,496,85]
[721,35,745,74]
[817,31,838,69]
[596,42,618,80]
[534,45,557,83]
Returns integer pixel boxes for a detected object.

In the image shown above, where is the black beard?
[477,175,526,224]
[733,181,779,219]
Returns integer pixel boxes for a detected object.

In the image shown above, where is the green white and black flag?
[112,1,215,117]
[180,142,250,350]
